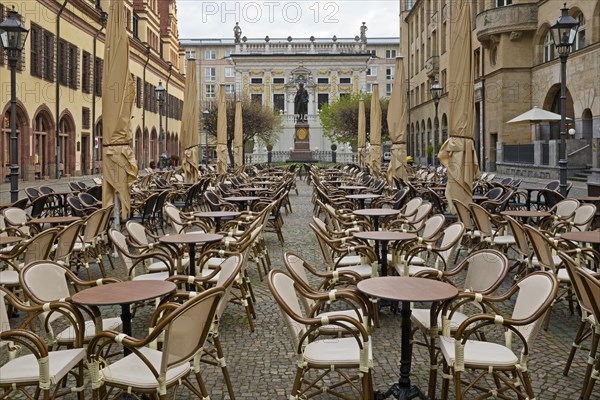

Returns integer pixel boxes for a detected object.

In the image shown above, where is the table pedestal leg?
[380,239,388,276]
[373,218,380,259]
[187,244,197,290]
[121,304,132,356]
[374,301,425,400]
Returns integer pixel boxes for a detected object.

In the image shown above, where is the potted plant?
[426,144,435,165]
[149,160,156,169]
[170,155,180,167]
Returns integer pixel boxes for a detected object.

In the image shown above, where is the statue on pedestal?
[233,22,242,44]
[294,82,309,122]
[360,22,368,44]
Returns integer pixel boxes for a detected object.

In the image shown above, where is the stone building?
[0,0,185,180]
[180,32,399,159]
[400,0,599,178]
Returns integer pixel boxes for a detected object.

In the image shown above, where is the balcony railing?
[475,4,537,46]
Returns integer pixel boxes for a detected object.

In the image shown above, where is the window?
[317,93,329,110]
[205,49,216,60]
[386,49,397,59]
[273,77,285,84]
[543,31,554,62]
[489,45,498,67]
[574,14,585,50]
[58,39,68,86]
[225,67,235,77]
[225,84,235,94]
[251,78,263,84]
[370,50,377,58]
[251,94,262,104]
[339,93,350,100]
[386,83,392,96]
[367,67,377,76]
[82,107,90,129]
[225,50,233,57]
[386,67,394,80]
[205,67,216,81]
[366,83,373,93]
[441,69,447,93]
[94,57,103,96]
[441,22,447,54]
[273,93,285,112]
[185,50,196,59]
[82,51,91,93]
[496,0,512,6]
[339,77,351,84]
[132,13,139,38]
[68,44,79,89]
[136,77,142,108]
[30,24,42,77]
[317,77,329,84]
[205,84,215,98]
[406,0,413,11]
[43,30,55,81]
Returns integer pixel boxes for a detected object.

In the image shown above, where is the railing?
[568,144,590,157]
[503,144,534,164]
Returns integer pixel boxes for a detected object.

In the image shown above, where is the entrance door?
[81,135,89,175]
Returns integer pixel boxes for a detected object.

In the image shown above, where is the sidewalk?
[0,174,102,203]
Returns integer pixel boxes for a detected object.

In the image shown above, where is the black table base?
[375,383,425,400]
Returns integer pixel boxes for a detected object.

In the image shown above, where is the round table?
[339,185,367,194]
[500,210,550,224]
[72,280,176,354]
[239,187,269,196]
[358,277,458,400]
[353,231,416,276]
[193,211,240,232]
[345,193,382,209]
[28,216,81,226]
[570,196,600,203]
[159,233,223,279]
[561,230,600,252]
[0,236,22,246]
[472,195,488,203]
[223,196,260,211]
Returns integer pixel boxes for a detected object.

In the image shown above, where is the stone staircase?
[571,165,593,182]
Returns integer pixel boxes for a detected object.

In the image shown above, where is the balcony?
[475,4,537,47]
[425,56,439,78]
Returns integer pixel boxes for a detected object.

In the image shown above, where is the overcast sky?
[177,1,400,39]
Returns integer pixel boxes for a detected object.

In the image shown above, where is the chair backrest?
[3,207,30,236]
[81,208,106,243]
[485,187,504,200]
[30,195,49,219]
[469,203,494,236]
[568,204,596,232]
[437,222,465,263]
[160,287,223,372]
[140,193,159,221]
[524,225,556,272]
[38,186,55,195]
[460,249,508,294]
[504,216,529,257]
[421,214,445,240]
[283,252,317,312]
[25,187,40,200]
[54,220,84,261]
[125,220,150,246]
[109,229,134,271]
[544,180,560,191]
[575,267,600,332]
[68,182,81,192]
[453,200,475,231]
[268,269,307,350]
[213,255,243,320]
[78,192,98,208]
[401,197,423,219]
[23,228,59,265]
[558,252,595,316]
[511,272,557,345]
[164,203,185,233]
[409,202,433,229]
[0,291,11,334]
[67,196,86,217]
[552,199,579,220]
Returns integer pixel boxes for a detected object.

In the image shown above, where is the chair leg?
[563,319,590,376]
[213,334,236,400]
[453,370,463,400]
[582,355,599,400]
[440,362,450,400]
[583,328,600,396]
[291,365,305,399]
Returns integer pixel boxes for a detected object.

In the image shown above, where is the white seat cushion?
[303,336,372,367]
[133,272,169,281]
[439,338,518,368]
[56,317,122,343]
[100,347,189,389]
[147,261,171,273]
[337,264,372,278]
[531,255,561,268]
[388,254,425,265]
[393,264,435,277]
[484,235,515,245]
[318,309,365,333]
[411,309,469,331]
[0,348,85,385]
[334,255,362,267]
[0,270,19,286]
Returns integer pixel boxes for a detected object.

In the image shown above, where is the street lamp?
[0,7,29,202]
[550,3,579,197]
[430,79,443,167]
[203,108,210,167]
[155,81,166,169]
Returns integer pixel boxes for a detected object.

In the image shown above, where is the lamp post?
[0,7,29,202]
[155,81,166,169]
[430,79,442,167]
[203,108,210,167]
[550,3,579,197]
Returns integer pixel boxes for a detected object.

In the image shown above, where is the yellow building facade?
[0,0,185,181]
[401,0,599,176]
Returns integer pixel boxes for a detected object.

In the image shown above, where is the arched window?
[543,31,554,62]
[574,13,585,50]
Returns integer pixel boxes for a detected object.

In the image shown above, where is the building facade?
[401,0,599,177]
[180,33,399,158]
[0,0,185,181]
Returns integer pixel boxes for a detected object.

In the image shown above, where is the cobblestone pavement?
[3,176,595,399]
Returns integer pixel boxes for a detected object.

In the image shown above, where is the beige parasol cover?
[357,98,366,168]
[216,84,228,173]
[386,56,409,184]
[181,58,199,183]
[368,84,382,174]
[234,100,243,167]
[101,0,137,219]
[437,0,479,213]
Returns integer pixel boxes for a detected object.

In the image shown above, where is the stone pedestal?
[290,122,313,162]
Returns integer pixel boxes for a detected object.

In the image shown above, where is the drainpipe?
[481,47,486,171]
[407,20,412,159]
[55,0,68,179]
[91,9,107,175]
[142,43,151,167]
[165,62,173,156]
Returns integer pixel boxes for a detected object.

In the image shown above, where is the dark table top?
[223,196,260,202]
[560,231,600,244]
[500,210,551,218]
[159,232,223,244]
[353,209,401,217]
[193,211,240,219]
[72,280,176,306]
[346,194,382,200]
[28,216,81,225]
[353,231,416,242]
[0,236,22,246]
[357,277,458,302]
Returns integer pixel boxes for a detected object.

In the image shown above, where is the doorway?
[81,135,89,175]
